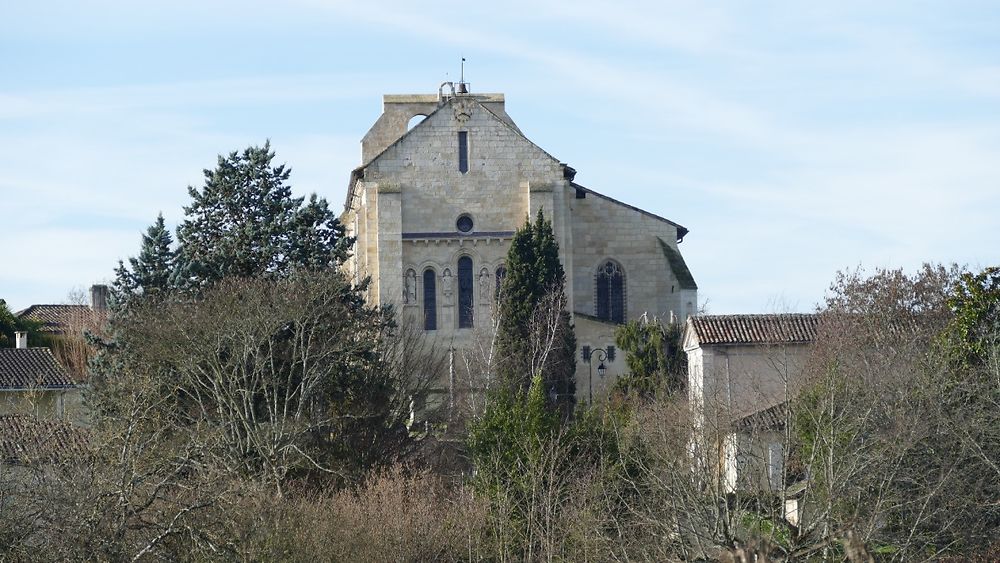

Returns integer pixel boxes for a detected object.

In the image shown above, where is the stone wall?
[344,91,698,404]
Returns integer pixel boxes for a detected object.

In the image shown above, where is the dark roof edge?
[571,182,690,241]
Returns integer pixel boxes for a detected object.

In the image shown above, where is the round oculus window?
[456,215,474,233]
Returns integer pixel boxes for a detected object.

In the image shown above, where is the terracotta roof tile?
[734,402,788,431]
[0,415,88,464]
[690,314,817,345]
[0,348,75,388]
[15,304,107,334]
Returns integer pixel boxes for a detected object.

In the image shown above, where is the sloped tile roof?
[734,402,787,431]
[690,314,817,345]
[0,415,88,464]
[0,348,75,388]
[16,304,107,334]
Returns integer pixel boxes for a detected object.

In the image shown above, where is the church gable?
[364,96,565,235]
[366,96,562,180]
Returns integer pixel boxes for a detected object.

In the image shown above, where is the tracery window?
[458,256,474,328]
[595,260,625,324]
[423,269,437,330]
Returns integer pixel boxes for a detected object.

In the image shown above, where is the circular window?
[456,215,474,233]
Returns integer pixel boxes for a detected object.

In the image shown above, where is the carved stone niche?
[441,268,454,305]
[478,267,491,305]
[403,269,417,305]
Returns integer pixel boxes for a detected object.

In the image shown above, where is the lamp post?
[587,348,608,404]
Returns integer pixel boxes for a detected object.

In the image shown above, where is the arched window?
[423,269,437,330]
[458,256,474,328]
[595,260,625,324]
[495,265,507,303]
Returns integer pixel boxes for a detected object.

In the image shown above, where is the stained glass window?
[423,269,437,330]
[458,256,474,328]
[596,261,625,323]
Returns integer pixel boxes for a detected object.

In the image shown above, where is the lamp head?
[597,362,607,377]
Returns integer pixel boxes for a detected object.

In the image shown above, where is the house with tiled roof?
[15,284,109,382]
[0,331,80,419]
[16,284,109,336]
[683,314,818,495]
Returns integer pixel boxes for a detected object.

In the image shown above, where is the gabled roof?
[16,304,107,334]
[0,415,88,464]
[687,314,817,346]
[571,181,691,241]
[0,348,75,388]
[344,93,693,240]
[345,94,562,212]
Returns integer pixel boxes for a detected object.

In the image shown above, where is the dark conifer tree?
[111,213,177,311]
[172,141,352,288]
[496,210,576,410]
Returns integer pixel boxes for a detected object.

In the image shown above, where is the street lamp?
[587,347,608,404]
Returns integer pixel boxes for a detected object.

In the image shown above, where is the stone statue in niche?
[478,267,491,305]
[441,268,454,305]
[403,269,417,304]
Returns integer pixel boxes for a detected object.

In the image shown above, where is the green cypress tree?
[496,209,576,410]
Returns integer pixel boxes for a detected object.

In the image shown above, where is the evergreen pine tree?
[496,209,576,410]
[132,213,176,293]
[172,141,352,287]
[111,213,177,311]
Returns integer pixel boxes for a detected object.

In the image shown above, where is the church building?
[341,84,697,399]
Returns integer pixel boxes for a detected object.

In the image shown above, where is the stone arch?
[594,259,626,324]
[407,114,428,130]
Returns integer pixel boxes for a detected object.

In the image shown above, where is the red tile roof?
[0,348,75,388]
[689,314,817,345]
[0,415,88,464]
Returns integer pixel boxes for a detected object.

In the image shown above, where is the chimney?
[90,284,109,311]
[15,331,27,349]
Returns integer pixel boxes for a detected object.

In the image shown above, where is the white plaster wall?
[697,343,810,422]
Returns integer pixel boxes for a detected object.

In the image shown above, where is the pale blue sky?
[2,1,998,313]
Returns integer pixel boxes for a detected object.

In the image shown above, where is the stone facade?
[342,88,697,400]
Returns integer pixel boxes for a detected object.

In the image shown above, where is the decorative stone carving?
[454,98,472,123]
[478,267,491,305]
[403,269,417,304]
[441,268,454,305]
